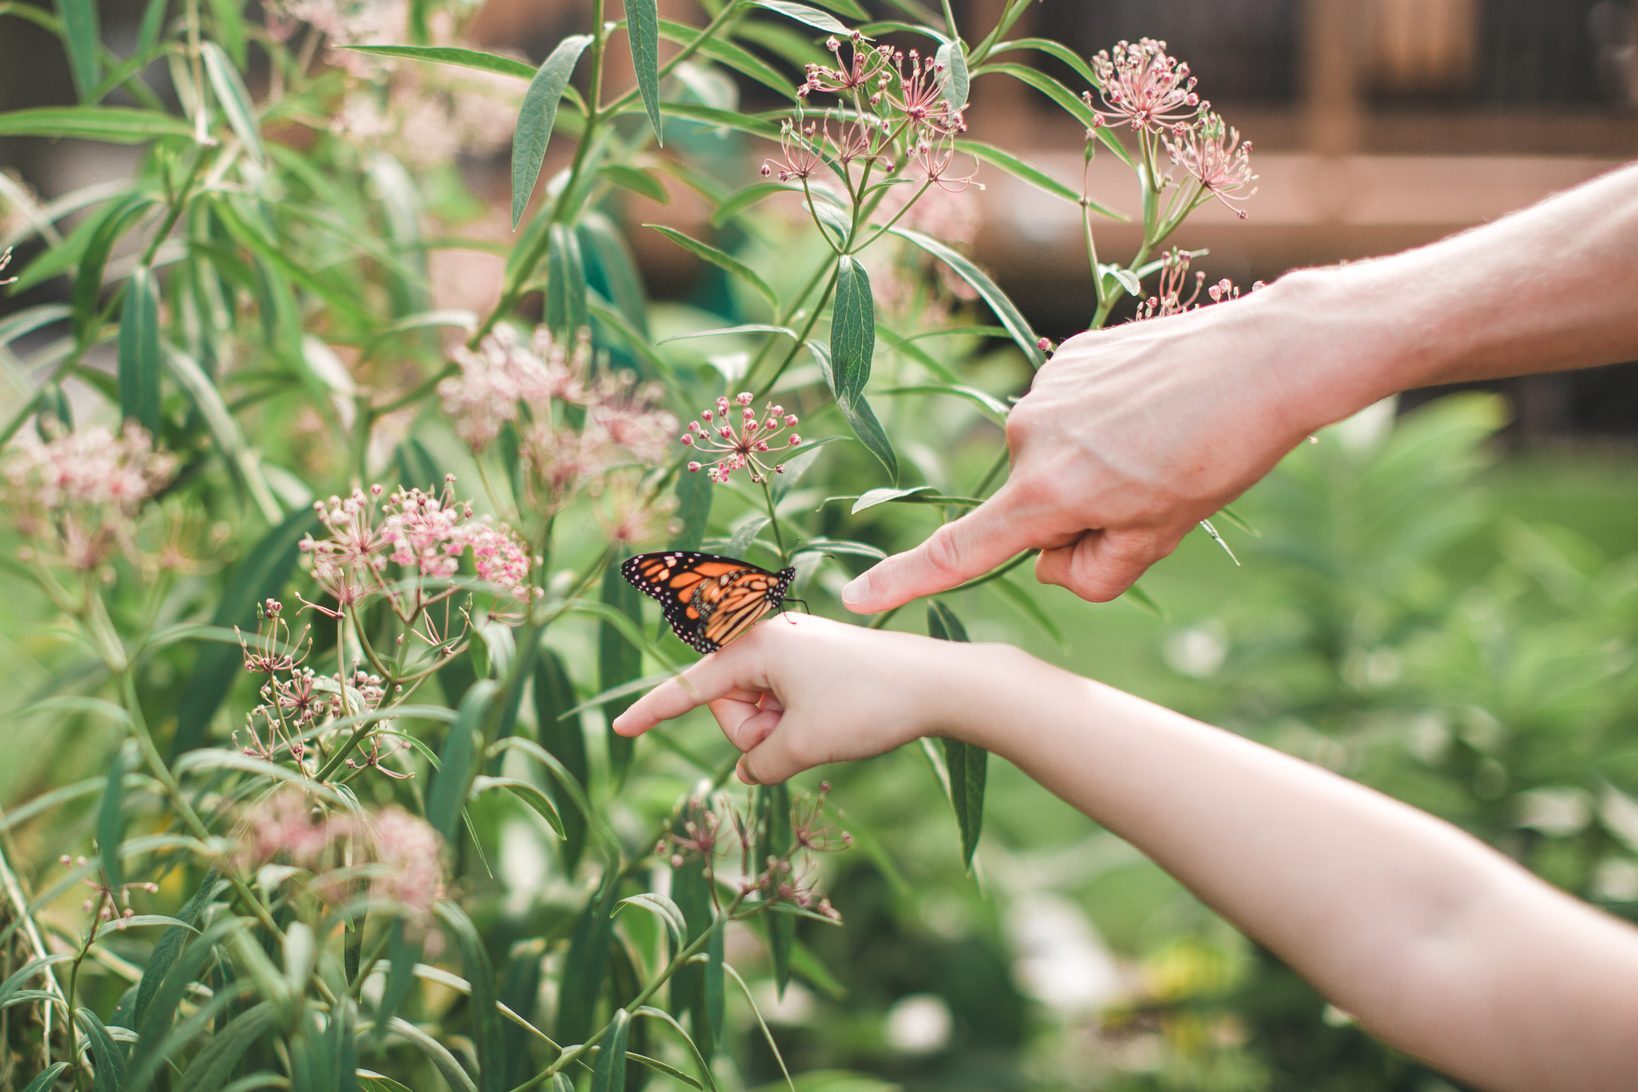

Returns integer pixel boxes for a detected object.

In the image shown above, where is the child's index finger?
[610,649,762,736]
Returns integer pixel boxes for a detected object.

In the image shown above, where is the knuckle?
[922,524,966,578]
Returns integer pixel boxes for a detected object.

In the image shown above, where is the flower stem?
[761,478,788,563]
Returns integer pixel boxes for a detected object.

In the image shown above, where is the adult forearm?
[947,645,1638,1091]
[1261,161,1638,436]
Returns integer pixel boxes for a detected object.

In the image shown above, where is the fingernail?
[841,572,870,610]
[736,762,756,785]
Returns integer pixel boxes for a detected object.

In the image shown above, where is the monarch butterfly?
[620,551,799,655]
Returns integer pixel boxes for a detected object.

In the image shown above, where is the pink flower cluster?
[764,33,973,192]
[437,325,584,451]
[1087,41,1258,218]
[682,393,802,485]
[2,422,175,570]
[1163,111,1259,218]
[237,791,446,924]
[1088,38,1200,133]
[659,784,850,922]
[300,477,533,611]
[1135,250,1263,321]
[438,326,677,508]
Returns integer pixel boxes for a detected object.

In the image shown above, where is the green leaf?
[889,226,1043,367]
[674,468,713,551]
[599,163,667,203]
[955,139,1084,206]
[879,381,1008,420]
[626,0,662,145]
[659,322,796,345]
[558,881,620,1045]
[645,224,777,309]
[532,648,590,870]
[928,602,986,868]
[829,256,875,403]
[750,0,849,33]
[0,106,193,143]
[343,44,536,80]
[166,347,282,522]
[172,505,317,755]
[0,955,74,1012]
[95,741,130,896]
[616,892,687,947]
[22,1063,72,1091]
[656,100,780,140]
[380,1018,476,1092]
[175,1002,279,1092]
[544,223,588,336]
[987,36,1100,90]
[811,341,897,483]
[936,37,968,109]
[839,391,897,485]
[0,303,71,347]
[851,485,935,514]
[711,181,800,226]
[134,0,168,60]
[71,194,155,337]
[511,34,593,228]
[202,0,245,67]
[470,775,566,839]
[600,566,643,783]
[590,1009,630,1092]
[132,876,221,1028]
[118,267,162,434]
[978,62,1133,166]
[1100,263,1141,298]
[201,42,264,165]
[434,904,505,1092]
[757,784,795,994]
[657,20,788,95]
[54,0,100,101]
[428,682,496,844]
[76,1007,125,1091]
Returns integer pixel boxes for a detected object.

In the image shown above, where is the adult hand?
[841,276,1371,611]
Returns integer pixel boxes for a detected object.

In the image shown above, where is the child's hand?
[612,614,974,785]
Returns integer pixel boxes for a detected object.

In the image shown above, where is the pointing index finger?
[611,647,764,737]
[841,484,1034,613]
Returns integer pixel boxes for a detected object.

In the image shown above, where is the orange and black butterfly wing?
[697,568,795,650]
[620,552,796,654]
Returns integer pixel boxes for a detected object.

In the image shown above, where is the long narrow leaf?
[928,602,986,868]
[53,0,100,100]
[645,224,777,308]
[626,0,663,144]
[511,35,593,228]
[888,226,1043,367]
[829,256,875,403]
[117,267,162,433]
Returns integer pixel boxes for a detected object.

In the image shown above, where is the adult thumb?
[842,488,1029,613]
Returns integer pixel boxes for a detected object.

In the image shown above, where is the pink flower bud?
[687,461,702,472]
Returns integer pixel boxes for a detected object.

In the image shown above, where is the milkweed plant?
[0,0,1256,1085]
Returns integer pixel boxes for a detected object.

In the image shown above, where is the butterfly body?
[621,551,797,654]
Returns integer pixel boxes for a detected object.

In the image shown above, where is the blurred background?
[4,2,1637,1090]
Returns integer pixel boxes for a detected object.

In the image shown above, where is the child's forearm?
[943,644,1638,1092]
